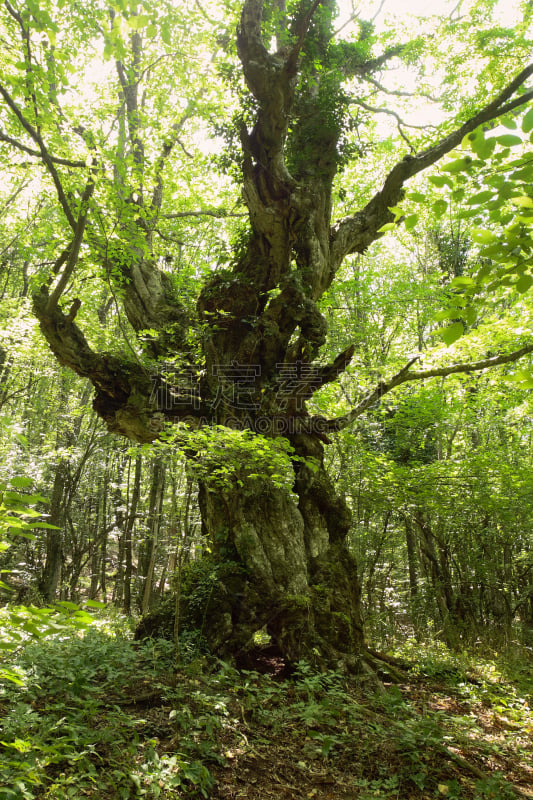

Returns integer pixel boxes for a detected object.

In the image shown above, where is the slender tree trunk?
[123,454,142,615]
[0,344,12,408]
[416,512,458,647]
[39,383,95,602]
[39,460,69,602]
[365,511,391,612]
[140,459,166,614]
[100,469,108,602]
[404,516,418,599]
[111,455,127,606]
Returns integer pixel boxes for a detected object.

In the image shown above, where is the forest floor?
[0,619,532,800]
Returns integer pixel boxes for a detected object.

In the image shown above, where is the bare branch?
[4,0,40,126]
[353,99,437,151]
[449,1,464,22]
[3,0,23,27]
[371,0,386,23]
[149,94,202,217]
[0,130,87,167]
[194,0,217,23]
[154,229,184,245]
[161,208,247,219]
[0,378,36,410]
[331,0,385,37]
[364,74,441,103]
[333,10,359,39]
[0,179,29,219]
[321,343,533,432]
[115,27,144,193]
[149,44,219,220]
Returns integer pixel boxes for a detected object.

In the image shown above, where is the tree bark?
[186,445,364,670]
[404,515,419,599]
[38,460,69,602]
[139,458,166,613]
[123,454,142,615]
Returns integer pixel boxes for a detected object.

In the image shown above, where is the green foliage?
[0,618,532,799]
[154,425,296,491]
[403,111,533,346]
[0,6,532,774]
[178,558,243,621]
[0,627,215,799]
[132,749,214,799]
[0,474,75,682]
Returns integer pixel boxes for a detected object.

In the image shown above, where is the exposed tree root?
[442,746,531,798]
[378,708,531,799]
[363,647,409,682]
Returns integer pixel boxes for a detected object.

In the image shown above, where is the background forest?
[1,0,533,798]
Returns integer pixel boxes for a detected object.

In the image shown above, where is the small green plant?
[132,747,214,798]
[473,775,518,799]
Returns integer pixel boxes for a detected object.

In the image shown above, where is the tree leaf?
[8,477,33,489]
[510,195,533,208]
[470,135,495,160]
[471,228,498,244]
[161,22,171,44]
[516,274,533,293]
[522,107,533,133]
[435,308,461,321]
[432,199,448,219]
[450,276,475,288]
[127,14,150,29]
[442,157,474,174]
[496,134,522,147]
[465,190,495,206]
[441,322,464,345]
[509,369,533,388]
[428,175,453,188]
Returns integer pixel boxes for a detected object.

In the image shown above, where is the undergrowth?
[0,620,531,799]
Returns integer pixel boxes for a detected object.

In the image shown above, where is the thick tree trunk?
[188,454,364,670]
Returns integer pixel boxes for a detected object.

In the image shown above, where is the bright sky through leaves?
[337,0,522,31]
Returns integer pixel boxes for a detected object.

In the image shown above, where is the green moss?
[284,593,312,611]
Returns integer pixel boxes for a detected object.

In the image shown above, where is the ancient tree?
[1,0,533,668]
